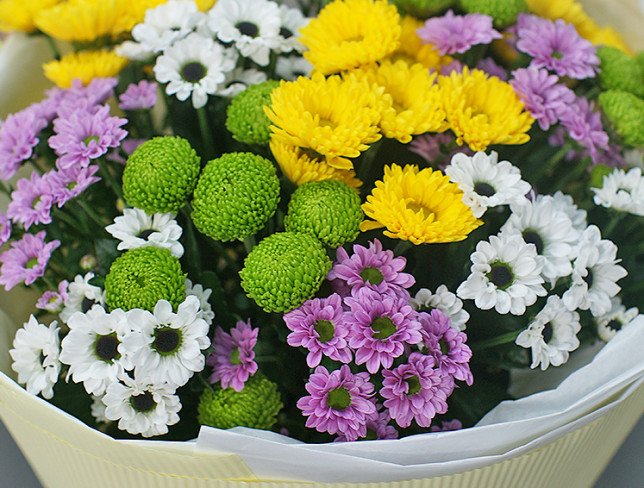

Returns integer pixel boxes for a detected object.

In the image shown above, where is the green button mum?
[105,247,186,312]
[191,152,280,242]
[599,90,644,147]
[123,136,201,214]
[284,180,363,248]
[597,47,644,98]
[240,232,331,313]
[459,0,526,29]
[390,0,455,17]
[226,80,280,145]
[198,374,283,430]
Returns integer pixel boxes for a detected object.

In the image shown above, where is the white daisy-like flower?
[275,54,312,80]
[91,395,109,424]
[592,167,644,216]
[595,297,639,342]
[154,32,237,109]
[457,234,547,315]
[9,316,61,399]
[207,0,282,66]
[445,151,531,218]
[275,4,308,53]
[60,272,105,323]
[185,278,215,325]
[548,191,587,232]
[215,67,267,98]
[105,208,184,258]
[515,295,581,370]
[411,285,470,331]
[562,225,628,317]
[103,374,181,437]
[59,306,133,396]
[122,295,210,388]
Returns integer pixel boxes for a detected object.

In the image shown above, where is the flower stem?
[45,36,61,60]
[470,330,521,351]
[197,107,215,158]
[75,200,107,229]
[393,240,413,256]
[603,212,626,238]
[97,159,124,200]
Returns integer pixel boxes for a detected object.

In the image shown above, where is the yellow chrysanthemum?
[361,164,482,244]
[438,67,534,152]
[0,0,59,32]
[388,16,452,72]
[265,73,384,171]
[43,49,128,88]
[299,0,401,75]
[35,0,165,42]
[270,140,362,189]
[354,60,448,143]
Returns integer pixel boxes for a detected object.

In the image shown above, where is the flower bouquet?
[0,0,642,486]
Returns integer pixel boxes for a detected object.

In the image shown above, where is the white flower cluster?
[592,167,644,216]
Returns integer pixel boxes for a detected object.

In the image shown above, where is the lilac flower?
[344,288,423,373]
[409,133,454,163]
[0,231,60,290]
[328,240,415,299]
[516,14,599,80]
[48,165,101,208]
[476,57,508,81]
[510,68,576,130]
[419,309,473,385]
[439,59,464,76]
[297,365,376,441]
[45,78,118,118]
[284,294,352,368]
[6,172,55,230]
[207,320,258,392]
[36,280,69,313]
[560,96,609,163]
[0,212,11,245]
[335,404,398,442]
[119,81,158,111]
[431,419,463,432]
[0,108,48,180]
[380,352,451,428]
[417,10,501,56]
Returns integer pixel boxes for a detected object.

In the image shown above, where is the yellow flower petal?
[43,49,128,88]
[0,0,59,32]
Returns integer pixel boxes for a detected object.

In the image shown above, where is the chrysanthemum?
[0,107,48,181]
[275,55,313,81]
[6,172,54,230]
[438,67,534,152]
[60,272,105,323]
[207,320,258,392]
[185,279,215,325]
[36,280,68,313]
[560,96,609,163]
[9,316,61,399]
[275,4,308,54]
[411,285,470,331]
[476,57,508,80]
[266,73,384,171]
[515,295,581,370]
[91,395,109,424]
[297,365,376,441]
[431,419,463,432]
[592,167,644,217]
[408,133,455,164]
[47,165,101,208]
[0,232,60,291]
[550,191,588,233]
[118,81,158,111]
[599,90,644,148]
[360,164,482,245]
[299,0,400,75]
[595,297,639,343]
[216,68,268,98]
[596,47,644,99]
[0,0,59,32]
[335,404,398,442]
[43,50,129,89]
[388,16,449,72]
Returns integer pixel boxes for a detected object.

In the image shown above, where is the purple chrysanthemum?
[380,352,451,428]
[45,78,118,119]
[510,67,576,130]
[476,57,508,81]
[284,293,352,368]
[6,172,55,230]
[0,108,48,180]
[344,287,423,374]
[48,165,101,208]
[516,14,599,80]
[0,212,11,245]
[430,419,463,432]
[297,365,376,441]
[335,403,398,442]
[419,309,473,386]
[417,10,502,56]
[207,320,258,392]
[119,81,158,111]
[409,133,454,163]
[36,280,69,312]
[0,231,60,290]
[328,239,415,299]
[439,59,465,76]
[560,96,609,163]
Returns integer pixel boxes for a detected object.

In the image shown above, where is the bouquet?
[0,0,642,449]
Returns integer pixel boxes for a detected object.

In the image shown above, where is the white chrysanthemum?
[60,306,133,396]
[103,374,181,437]
[501,195,580,285]
[215,67,267,98]
[185,278,215,325]
[154,32,237,109]
[207,0,281,66]
[105,208,184,258]
[592,167,644,216]
[548,191,588,232]
[9,316,61,399]
[515,295,581,370]
[411,285,470,331]
[445,151,531,218]
[595,297,639,342]
[275,54,312,80]
[122,296,210,388]
[457,234,547,315]
[91,395,109,424]
[275,4,308,53]
[562,225,628,317]
[60,272,105,323]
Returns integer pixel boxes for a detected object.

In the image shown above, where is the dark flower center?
[236,21,259,38]
[327,387,351,410]
[406,375,421,395]
[137,229,155,240]
[25,258,39,269]
[360,266,384,285]
[583,269,594,289]
[488,262,513,289]
[230,347,242,365]
[181,62,207,83]
[153,327,181,355]
[280,27,293,39]
[522,230,544,255]
[314,319,335,343]
[130,392,156,412]
[542,322,553,344]
[81,297,96,313]
[95,333,120,362]
[371,316,396,340]
[474,182,496,197]
[439,338,450,355]
[607,319,622,332]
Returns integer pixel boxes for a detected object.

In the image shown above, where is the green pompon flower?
[226,80,280,145]
[105,247,186,312]
[597,47,644,98]
[198,374,283,430]
[123,136,201,214]
[240,232,331,313]
[599,90,644,147]
[284,180,363,248]
[191,152,280,242]
[459,0,526,28]
[390,0,455,17]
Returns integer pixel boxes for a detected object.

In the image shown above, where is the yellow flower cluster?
[43,50,128,88]
[0,0,58,32]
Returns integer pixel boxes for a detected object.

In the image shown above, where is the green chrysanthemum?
[599,90,644,147]
[284,180,363,248]
[198,374,283,430]
[105,247,186,311]
[390,0,455,17]
[597,47,644,98]
[226,80,280,145]
[122,137,200,214]
[240,232,331,313]
[459,0,526,28]
[192,152,280,242]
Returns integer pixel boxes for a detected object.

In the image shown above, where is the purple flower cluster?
[207,320,259,392]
